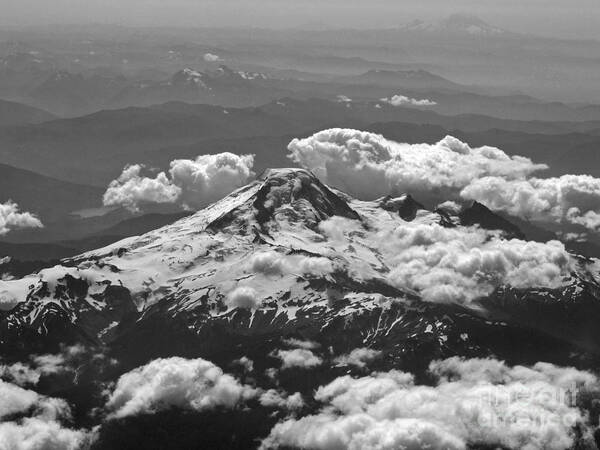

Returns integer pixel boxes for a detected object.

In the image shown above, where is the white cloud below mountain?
[0,380,90,450]
[380,221,573,304]
[274,349,323,370]
[317,212,574,305]
[105,357,258,418]
[262,357,599,450]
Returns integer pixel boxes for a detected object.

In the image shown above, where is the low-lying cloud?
[203,53,221,62]
[104,153,255,211]
[317,213,574,304]
[274,349,323,370]
[260,389,305,411]
[262,357,599,450]
[288,129,600,232]
[0,345,85,386]
[105,357,258,418]
[333,347,381,368]
[380,94,437,107]
[0,201,43,235]
[381,222,573,304]
[249,251,334,278]
[227,286,262,310]
[0,379,90,449]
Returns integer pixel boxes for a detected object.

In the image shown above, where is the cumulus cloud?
[381,222,573,304]
[203,53,221,62]
[249,251,334,278]
[233,356,254,373]
[274,349,323,370]
[102,164,180,211]
[288,129,600,233]
[226,286,262,309]
[436,200,462,214]
[103,153,255,211]
[105,357,258,418]
[0,380,90,450]
[333,348,381,368]
[0,418,89,450]
[260,390,305,411]
[461,175,600,231]
[381,94,437,107]
[169,153,255,209]
[283,338,320,350]
[0,201,43,235]
[316,213,574,305]
[262,358,599,450]
[288,129,542,201]
[0,345,84,386]
[0,362,40,386]
[317,216,362,242]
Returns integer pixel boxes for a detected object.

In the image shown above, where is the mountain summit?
[403,14,506,36]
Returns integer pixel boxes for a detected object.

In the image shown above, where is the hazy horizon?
[1,0,600,40]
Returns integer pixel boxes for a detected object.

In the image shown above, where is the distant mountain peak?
[403,14,506,36]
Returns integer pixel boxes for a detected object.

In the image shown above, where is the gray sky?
[1,0,599,40]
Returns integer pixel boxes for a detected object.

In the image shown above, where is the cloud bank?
[104,153,255,211]
[381,94,437,107]
[262,357,599,450]
[288,129,541,200]
[462,175,600,231]
[380,221,573,304]
[288,129,600,232]
[0,201,43,235]
[317,213,574,304]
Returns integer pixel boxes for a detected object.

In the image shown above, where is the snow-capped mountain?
[1,168,599,370]
[111,65,278,109]
[403,14,507,36]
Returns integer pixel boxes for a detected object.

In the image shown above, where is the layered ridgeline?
[1,167,600,448]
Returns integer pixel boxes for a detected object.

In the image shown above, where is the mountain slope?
[0,163,103,222]
[0,98,55,125]
[2,99,600,187]
[0,168,598,371]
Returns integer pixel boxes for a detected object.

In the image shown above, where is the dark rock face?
[459,200,525,239]
[0,274,137,355]
[379,194,425,221]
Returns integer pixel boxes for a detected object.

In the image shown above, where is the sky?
[1,0,599,40]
